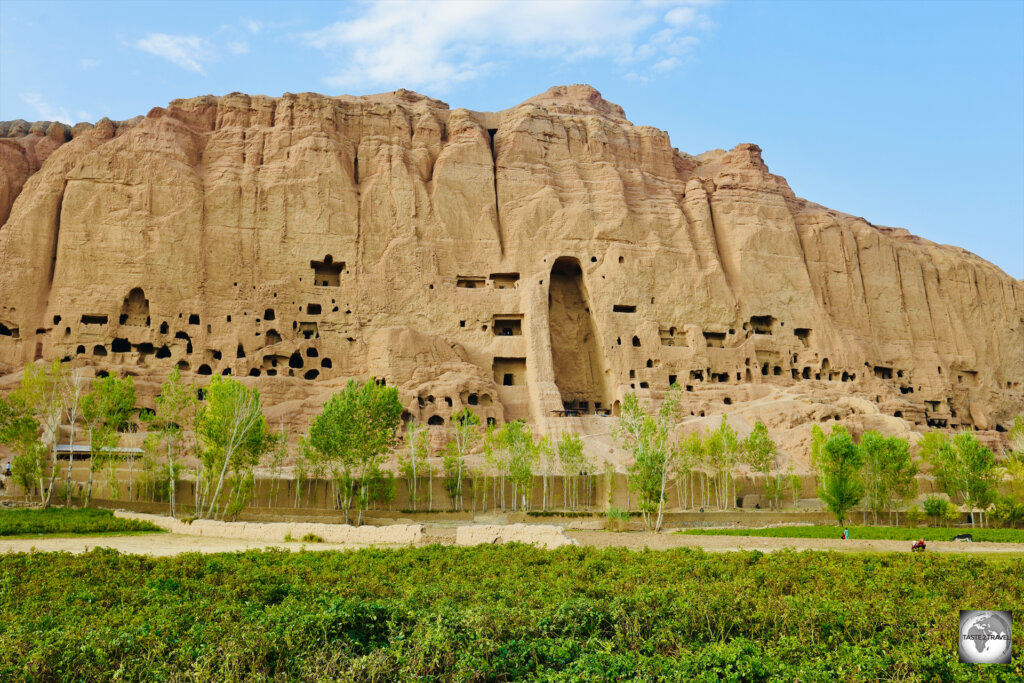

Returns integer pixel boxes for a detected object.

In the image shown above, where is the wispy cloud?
[135,33,213,74]
[301,0,715,92]
[227,41,249,55]
[79,58,102,70]
[19,93,73,124]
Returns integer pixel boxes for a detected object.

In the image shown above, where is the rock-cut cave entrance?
[548,257,610,414]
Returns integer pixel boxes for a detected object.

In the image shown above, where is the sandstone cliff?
[1,84,1021,469]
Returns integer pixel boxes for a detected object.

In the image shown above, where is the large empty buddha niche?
[547,257,609,409]
[493,315,523,336]
[311,255,344,287]
[493,357,526,386]
[119,288,150,326]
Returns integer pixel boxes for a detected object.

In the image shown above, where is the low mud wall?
[115,511,426,546]
[455,524,577,550]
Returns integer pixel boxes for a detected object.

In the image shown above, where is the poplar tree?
[859,430,917,525]
[400,420,428,510]
[741,421,778,508]
[81,374,136,506]
[140,369,191,516]
[816,426,864,525]
[309,379,402,524]
[195,375,271,519]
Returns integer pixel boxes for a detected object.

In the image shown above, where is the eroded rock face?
[0,85,1021,467]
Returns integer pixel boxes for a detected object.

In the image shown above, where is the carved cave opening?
[311,256,344,287]
[120,288,150,327]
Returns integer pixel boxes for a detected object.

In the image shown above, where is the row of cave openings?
[49,267,361,380]
[413,391,499,427]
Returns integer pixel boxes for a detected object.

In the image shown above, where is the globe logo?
[959,610,1012,664]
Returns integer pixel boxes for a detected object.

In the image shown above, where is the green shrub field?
[0,507,163,537]
[0,545,1020,681]
[680,525,1024,544]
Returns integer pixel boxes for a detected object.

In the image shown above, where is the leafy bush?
[923,495,957,525]
[904,505,925,527]
[991,495,1024,528]
[605,506,630,531]
[0,507,163,536]
[300,533,324,543]
[680,525,1024,543]
[0,546,1019,681]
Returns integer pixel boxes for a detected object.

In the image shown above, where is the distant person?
[843,528,849,540]
[3,462,10,477]
[912,538,926,552]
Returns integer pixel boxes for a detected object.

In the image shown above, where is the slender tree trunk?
[128,456,136,503]
[168,443,177,518]
[42,429,60,508]
[206,447,236,518]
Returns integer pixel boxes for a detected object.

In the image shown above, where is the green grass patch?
[0,507,164,537]
[0,546,1020,681]
[680,525,1024,543]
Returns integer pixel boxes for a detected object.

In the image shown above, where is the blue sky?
[2,0,1021,277]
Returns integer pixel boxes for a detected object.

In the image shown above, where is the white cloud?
[301,0,714,92]
[652,57,681,72]
[135,33,213,74]
[79,58,102,70]
[244,19,263,35]
[227,40,249,55]
[19,93,72,124]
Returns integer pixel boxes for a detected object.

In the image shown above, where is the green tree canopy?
[860,430,917,523]
[309,379,402,523]
[195,375,271,519]
[816,426,864,525]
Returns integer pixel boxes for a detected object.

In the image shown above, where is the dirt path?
[565,531,1024,555]
[2,528,1022,556]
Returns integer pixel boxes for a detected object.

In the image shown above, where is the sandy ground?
[1,527,1022,556]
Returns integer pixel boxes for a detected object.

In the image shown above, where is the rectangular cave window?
[80,315,109,326]
[613,305,637,313]
[299,322,319,339]
[489,273,520,289]
[873,366,893,380]
[457,276,486,289]
[492,315,523,336]
[749,315,775,335]
[794,328,811,347]
[668,374,677,385]
[703,331,726,348]
[311,256,344,287]
[493,357,526,386]
[306,304,322,315]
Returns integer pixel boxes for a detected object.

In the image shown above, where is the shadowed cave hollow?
[548,257,610,413]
